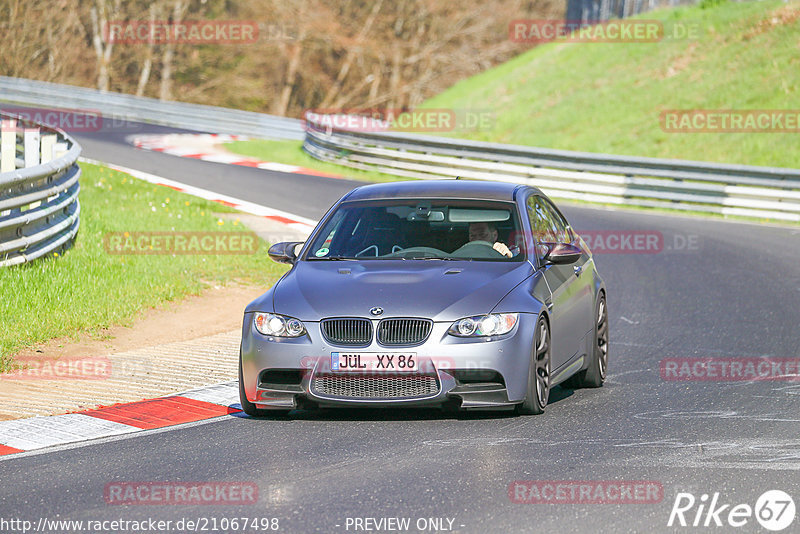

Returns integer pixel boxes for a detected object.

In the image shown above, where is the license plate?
[331,352,418,372]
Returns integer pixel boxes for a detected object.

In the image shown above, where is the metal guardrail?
[3,78,796,223]
[0,113,81,266]
[0,77,304,141]
[303,117,800,222]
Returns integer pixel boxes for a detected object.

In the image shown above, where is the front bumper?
[240,314,537,411]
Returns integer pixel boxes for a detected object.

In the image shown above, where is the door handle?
[573,265,583,277]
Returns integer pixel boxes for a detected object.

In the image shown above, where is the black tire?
[564,292,608,389]
[238,355,289,417]
[517,315,551,415]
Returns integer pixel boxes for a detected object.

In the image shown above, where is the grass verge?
[421,0,800,168]
[0,162,287,372]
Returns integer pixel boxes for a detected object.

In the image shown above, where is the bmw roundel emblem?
[370,307,384,316]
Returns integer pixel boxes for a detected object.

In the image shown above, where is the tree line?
[0,0,562,117]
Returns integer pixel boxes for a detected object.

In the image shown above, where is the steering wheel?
[451,240,505,258]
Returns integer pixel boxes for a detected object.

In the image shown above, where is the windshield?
[305,199,526,261]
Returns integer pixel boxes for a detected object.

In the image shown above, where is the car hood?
[272,260,533,322]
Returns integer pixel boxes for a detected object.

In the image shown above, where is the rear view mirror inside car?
[407,210,445,221]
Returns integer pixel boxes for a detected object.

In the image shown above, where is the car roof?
[343,179,539,202]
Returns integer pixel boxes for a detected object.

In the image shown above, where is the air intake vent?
[321,318,372,345]
[312,374,439,399]
[377,318,432,346]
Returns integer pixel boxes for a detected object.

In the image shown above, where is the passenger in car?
[468,222,514,257]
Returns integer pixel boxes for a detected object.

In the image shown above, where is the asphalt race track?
[74,119,359,221]
[1,119,799,533]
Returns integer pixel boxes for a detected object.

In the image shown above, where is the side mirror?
[544,243,582,265]
[268,241,304,264]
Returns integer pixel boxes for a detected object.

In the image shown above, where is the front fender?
[490,269,548,317]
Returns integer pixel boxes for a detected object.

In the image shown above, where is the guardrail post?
[54,141,69,158]
[1,118,16,172]
[24,127,41,168]
[40,133,56,164]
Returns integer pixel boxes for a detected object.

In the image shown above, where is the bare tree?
[0,0,87,81]
[90,0,121,91]
[0,0,558,117]
[271,1,310,116]
[159,0,187,101]
[272,27,309,116]
[135,2,159,96]
[318,0,383,109]
[0,1,37,77]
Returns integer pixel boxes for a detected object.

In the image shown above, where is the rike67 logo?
[668,490,796,531]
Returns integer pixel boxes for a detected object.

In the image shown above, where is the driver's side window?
[526,196,569,260]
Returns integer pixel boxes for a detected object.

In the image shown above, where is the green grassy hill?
[421,0,800,168]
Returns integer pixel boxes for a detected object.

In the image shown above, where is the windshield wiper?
[310,256,357,261]
[408,256,468,261]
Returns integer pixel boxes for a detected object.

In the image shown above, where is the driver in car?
[468,222,514,258]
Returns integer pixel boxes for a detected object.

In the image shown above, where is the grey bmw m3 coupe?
[239,180,608,416]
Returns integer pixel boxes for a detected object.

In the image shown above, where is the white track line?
[80,157,318,233]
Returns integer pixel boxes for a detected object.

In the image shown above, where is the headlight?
[448,313,518,337]
[254,313,306,337]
